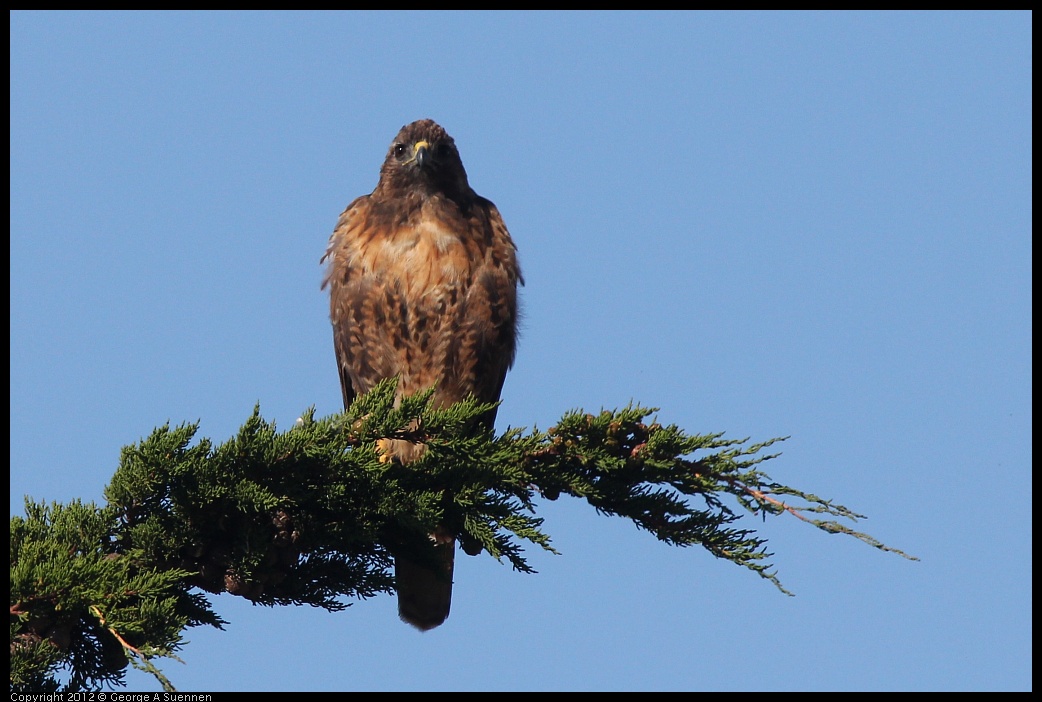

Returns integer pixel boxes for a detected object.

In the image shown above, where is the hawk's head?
[375,119,472,201]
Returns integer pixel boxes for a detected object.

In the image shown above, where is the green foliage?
[10,379,916,691]
[9,500,201,692]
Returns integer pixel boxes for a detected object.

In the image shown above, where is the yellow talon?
[375,437,426,464]
[376,438,395,463]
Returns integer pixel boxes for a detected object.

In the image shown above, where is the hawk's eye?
[435,143,453,159]
[393,144,408,160]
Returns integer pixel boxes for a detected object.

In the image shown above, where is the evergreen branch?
[10,384,916,690]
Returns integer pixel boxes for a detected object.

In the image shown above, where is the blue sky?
[10,11,1031,692]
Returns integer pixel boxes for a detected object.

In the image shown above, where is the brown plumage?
[321,119,522,630]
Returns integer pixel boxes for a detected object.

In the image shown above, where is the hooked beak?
[412,140,430,168]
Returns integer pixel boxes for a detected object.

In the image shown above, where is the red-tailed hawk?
[321,119,522,630]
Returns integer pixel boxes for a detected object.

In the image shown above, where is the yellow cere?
[403,140,430,165]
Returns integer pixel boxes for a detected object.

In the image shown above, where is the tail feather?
[376,438,456,631]
[396,530,455,631]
